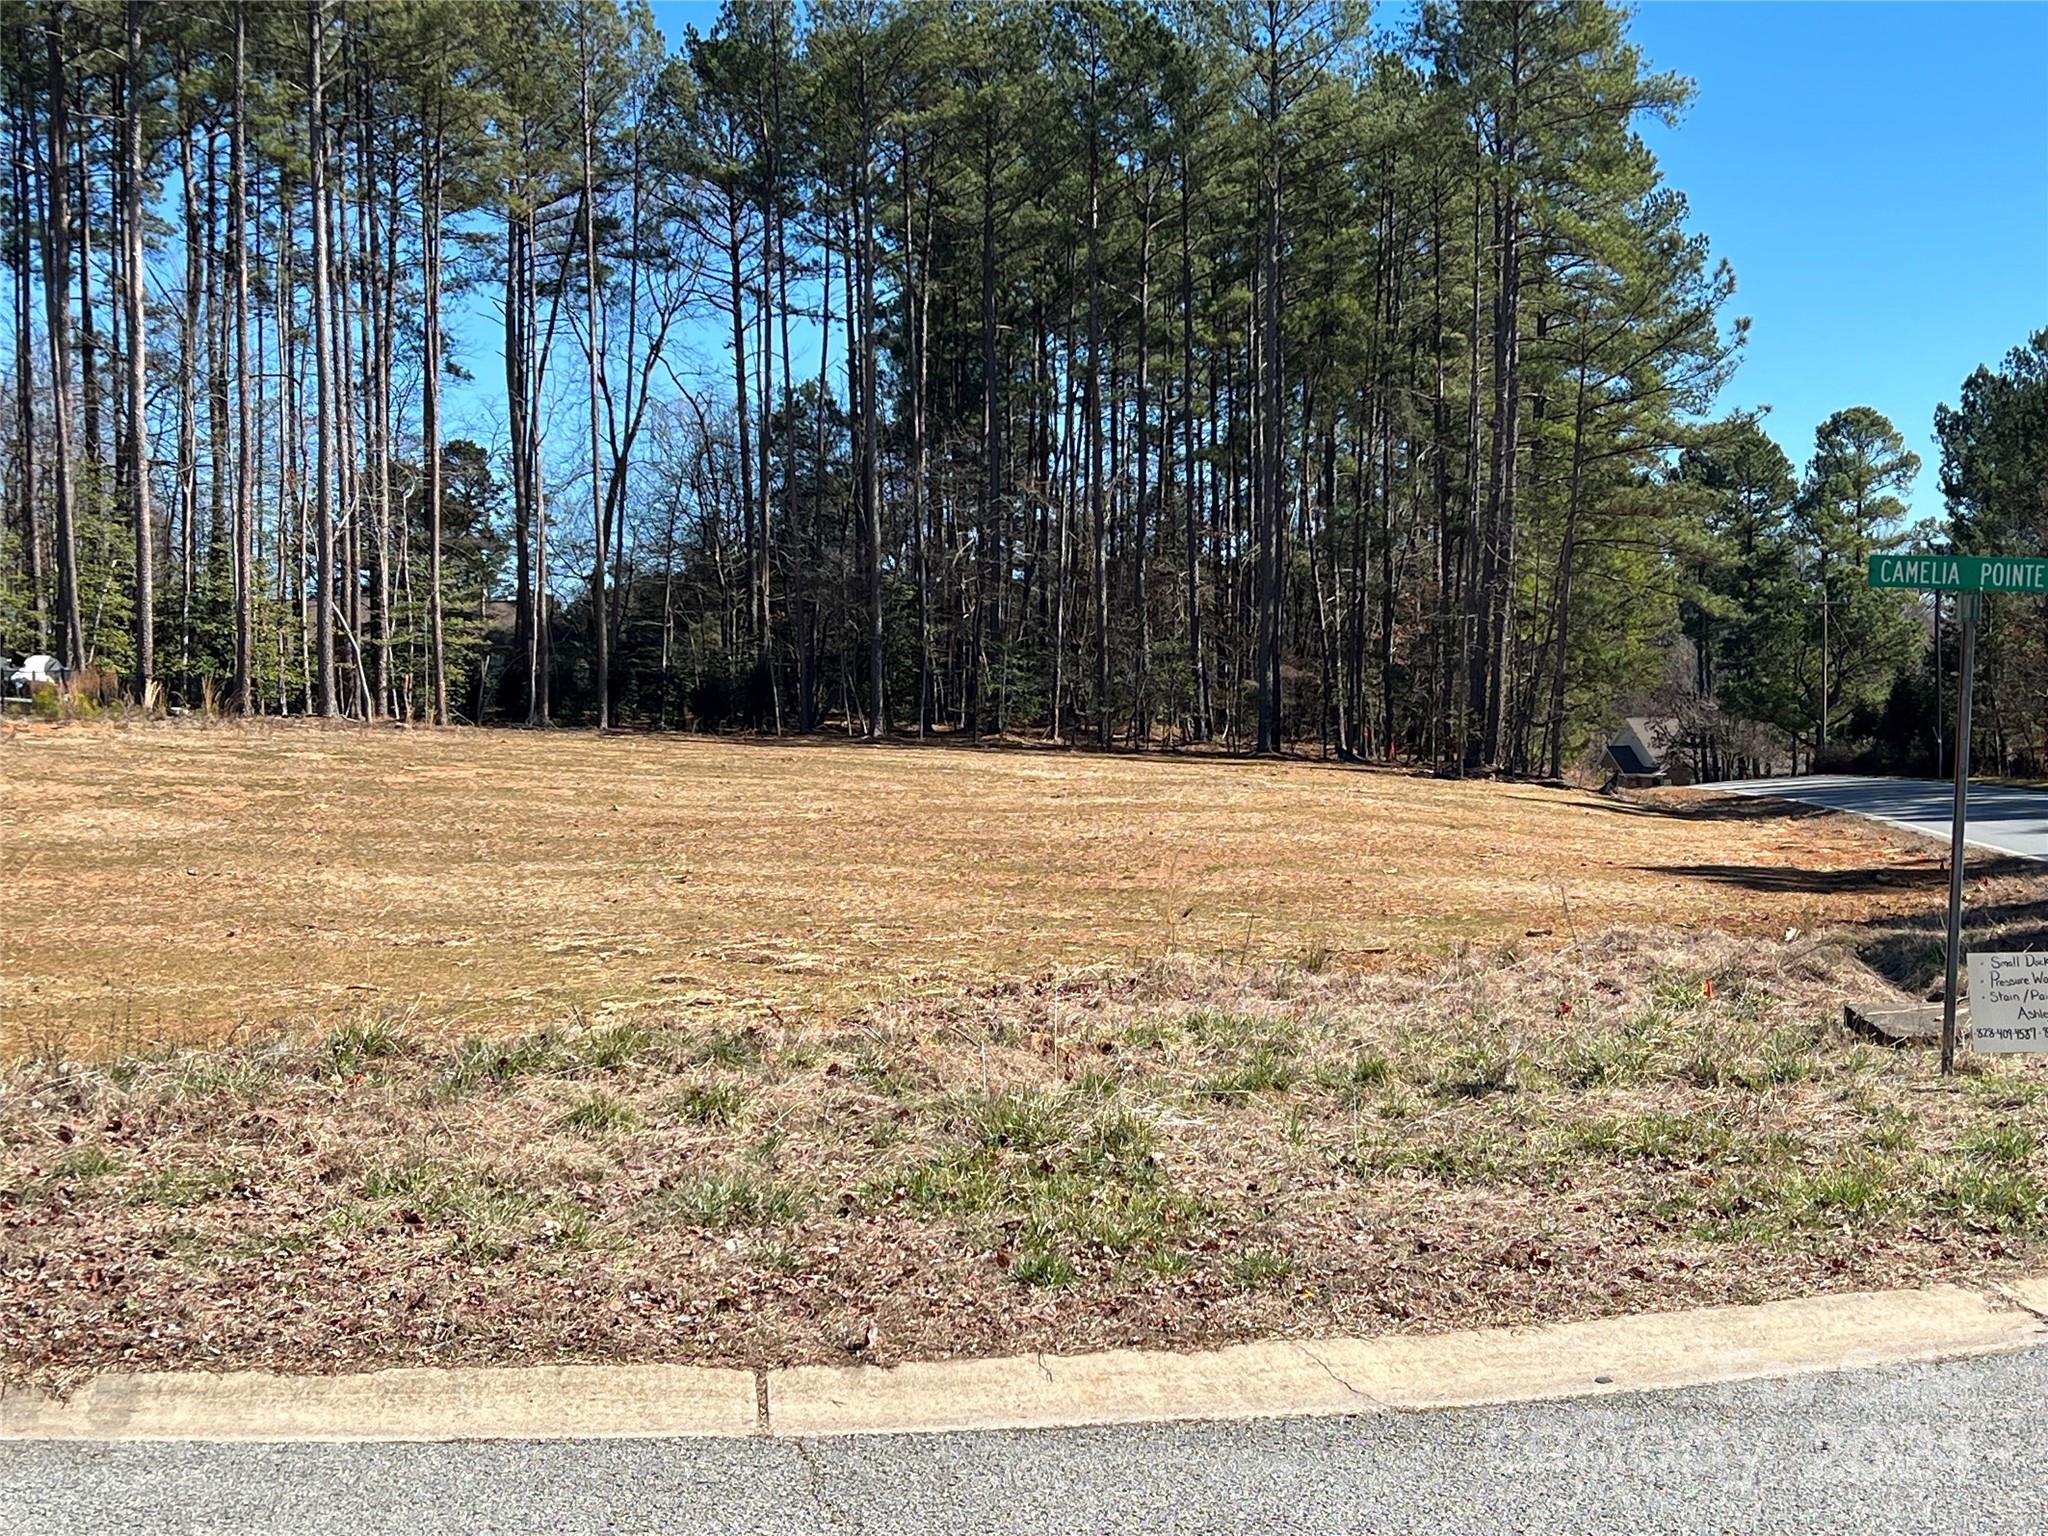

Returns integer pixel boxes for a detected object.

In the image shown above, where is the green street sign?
[1868,553,2048,593]
[1864,549,2048,1073]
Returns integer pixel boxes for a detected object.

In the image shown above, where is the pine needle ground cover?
[0,718,1978,1057]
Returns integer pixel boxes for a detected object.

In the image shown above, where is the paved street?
[1698,775,2048,863]
[8,1347,2048,1535]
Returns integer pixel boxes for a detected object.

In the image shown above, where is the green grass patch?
[130,1164,242,1208]
[556,1090,639,1136]
[1926,1161,2048,1233]
[1616,1111,1737,1164]
[1965,1074,2044,1111]
[1551,1031,1653,1091]
[575,1023,655,1073]
[1228,1248,1297,1290]
[1779,1157,1896,1228]
[171,1058,273,1099]
[1009,1246,1076,1288]
[692,1030,758,1070]
[847,1047,916,1099]
[672,1081,745,1126]
[1860,1106,1915,1154]
[1432,1041,1517,1100]
[324,1016,412,1076]
[965,1090,1071,1152]
[52,1145,122,1179]
[1959,1121,2036,1167]
[1077,1106,1159,1176]
[442,1028,567,1094]
[1651,975,1711,1012]
[1341,1050,1391,1090]
[356,1157,593,1255]
[875,1110,1198,1276]
[666,1172,808,1229]
[1354,1127,1515,1184]
[1196,1044,1297,1101]
[890,1147,1005,1213]
[1182,1008,1271,1046]
[1025,1178,1196,1255]
[1750,1021,1829,1088]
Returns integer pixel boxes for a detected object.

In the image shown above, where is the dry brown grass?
[9,925,2048,1385]
[0,718,1978,1057]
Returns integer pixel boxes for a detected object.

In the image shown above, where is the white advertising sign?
[1967,952,2048,1054]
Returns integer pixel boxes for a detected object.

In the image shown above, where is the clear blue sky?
[1625,1,2048,519]
[608,1,2048,525]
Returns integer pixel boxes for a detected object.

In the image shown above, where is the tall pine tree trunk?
[1132,192,1152,746]
[11,88,44,646]
[506,209,531,720]
[231,1,255,711]
[859,92,883,737]
[1254,26,1284,756]
[307,0,338,715]
[1085,130,1106,748]
[579,23,608,730]
[724,191,755,686]
[424,129,448,725]
[175,113,200,691]
[122,0,154,697]
[978,136,1000,740]
[1545,375,1590,780]
[1179,165,1207,740]
[39,16,85,673]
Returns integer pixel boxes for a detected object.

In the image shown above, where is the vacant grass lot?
[0,719,1965,1056]
[9,721,2048,1382]
[9,927,2048,1383]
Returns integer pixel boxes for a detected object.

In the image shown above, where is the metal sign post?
[1939,593,1978,1076]
[1866,554,2036,1076]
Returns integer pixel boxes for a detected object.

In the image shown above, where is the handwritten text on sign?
[1968,952,2048,1054]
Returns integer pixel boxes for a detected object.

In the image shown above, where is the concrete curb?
[0,1362,762,1444]
[770,1284,2040,1436]
[5,1283,2043,1444]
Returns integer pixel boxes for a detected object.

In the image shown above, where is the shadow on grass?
[1561,792,1834,826]
[1642,854,2038,896]
[1650,796,1831,824]
[617,725,1454,777]
[1637,856,2048,996]
[1637,862,1947,895]
[1848,889,2048,996]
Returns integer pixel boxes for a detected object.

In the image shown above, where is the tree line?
[2,0,2042,775]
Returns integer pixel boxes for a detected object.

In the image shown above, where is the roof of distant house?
[1607,739,1661,777]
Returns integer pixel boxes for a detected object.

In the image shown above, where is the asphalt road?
[1698,774,2048,863]
[9,1347,2048,1536]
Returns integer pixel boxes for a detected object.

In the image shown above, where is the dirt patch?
[0,719,1986,1055]
[8,923,2048,1386]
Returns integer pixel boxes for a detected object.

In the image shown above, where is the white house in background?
[3,654,64,699]
[11,653,60,680]
[1605,716,1692,787]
